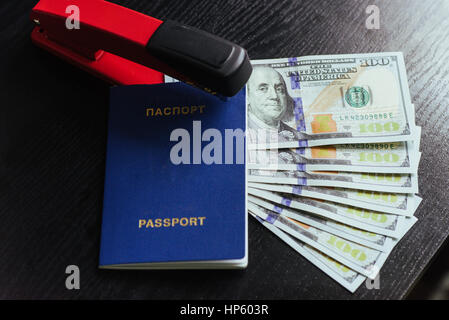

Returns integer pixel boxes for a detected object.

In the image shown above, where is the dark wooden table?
[1,0,448,299]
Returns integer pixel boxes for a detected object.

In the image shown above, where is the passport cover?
[99,82,247,268]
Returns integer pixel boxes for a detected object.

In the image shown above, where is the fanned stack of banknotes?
[246,52,421,293]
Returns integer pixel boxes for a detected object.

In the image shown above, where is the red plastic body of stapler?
[30,0,252,96]
[30,0,164,85]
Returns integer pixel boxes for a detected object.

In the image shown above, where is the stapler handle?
[147,20,251,96]
[31,0,252,96]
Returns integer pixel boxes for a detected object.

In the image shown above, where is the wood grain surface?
[0,0,448,299]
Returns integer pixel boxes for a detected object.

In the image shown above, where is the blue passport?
[99,82,247,269]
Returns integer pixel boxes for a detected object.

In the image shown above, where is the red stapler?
[30,0,252,96]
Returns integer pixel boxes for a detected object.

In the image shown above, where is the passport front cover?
[99,83,247,268]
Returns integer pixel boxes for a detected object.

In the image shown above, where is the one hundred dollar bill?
[247,182,419,216]
[249,200,417,280]
[250,211,418,292]
[248,167,419,194]
[249,201,388,279]
[248,189,408,238]
[249,211,366,293]
[247,52,415,149]
[248,132,420,174]
[249,201,396,252]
